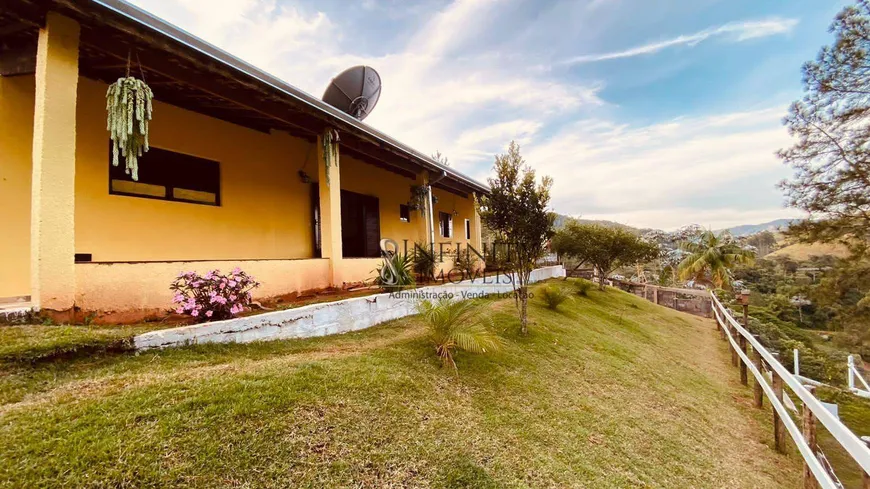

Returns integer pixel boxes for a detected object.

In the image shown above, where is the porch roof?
[1,0,489,197]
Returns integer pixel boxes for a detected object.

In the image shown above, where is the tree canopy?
[778,0,870,256]
[744,231,777,257]
[551,223,659,289]
[677,231,754,290]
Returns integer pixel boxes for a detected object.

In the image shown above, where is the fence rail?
[848,355,870,400]
[710,292,870,488]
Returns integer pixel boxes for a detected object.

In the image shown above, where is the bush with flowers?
[170,267,260,321]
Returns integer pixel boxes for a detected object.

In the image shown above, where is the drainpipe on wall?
[428,171,447,250]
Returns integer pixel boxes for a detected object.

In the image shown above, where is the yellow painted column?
[473,193,483,250]
[415,172,430,248]
[317,132,343,286]
[473,192,485,271]
[31,12,80,311]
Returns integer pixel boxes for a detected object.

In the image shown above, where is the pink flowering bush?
[170,267,260,322]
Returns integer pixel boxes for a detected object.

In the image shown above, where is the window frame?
[439,211,453,238]
[399,204,411,222]
[108,144,222,207]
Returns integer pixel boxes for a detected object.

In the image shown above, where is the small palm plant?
[539,284,571,310]
[416,298,501,370]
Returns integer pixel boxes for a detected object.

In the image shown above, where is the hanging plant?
[409,185,430,212]
[106,76,153,181]
[322,128,340,186]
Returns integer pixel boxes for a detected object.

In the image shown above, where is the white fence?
[849,355,870,399]
[710,292,870,488]
[793,349,870,401]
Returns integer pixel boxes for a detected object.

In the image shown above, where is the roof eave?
[89,0,490,195]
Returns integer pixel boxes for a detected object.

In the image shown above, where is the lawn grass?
[0,323,166,364]
[0,281,801,487]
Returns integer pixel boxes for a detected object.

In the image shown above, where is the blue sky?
[131,0,848,230]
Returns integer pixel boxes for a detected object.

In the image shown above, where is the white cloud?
[562,18,799,65]
[524,107,801,230]
[130,0,601,164]
[128,0,802,230]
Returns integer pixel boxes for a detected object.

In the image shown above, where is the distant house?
[0,0,487,316]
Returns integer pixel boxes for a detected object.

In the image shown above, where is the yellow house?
[1,0,487,317]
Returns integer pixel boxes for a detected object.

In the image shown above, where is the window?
[465,219,471,240]
[341,190,381,258]
[439,211,453,238]
[399,204,410,222]
[311,183,321,258]
[109,145,220,206]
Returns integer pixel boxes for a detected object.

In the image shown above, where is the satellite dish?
[322,65,381,120]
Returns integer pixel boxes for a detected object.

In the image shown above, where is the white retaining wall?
[134,265,566,350]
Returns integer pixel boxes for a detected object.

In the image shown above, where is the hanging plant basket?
[410,185,431,213]
[106,76,153,181]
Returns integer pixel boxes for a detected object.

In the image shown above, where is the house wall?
[74,77,317,262]
[1,73,483,311]
[335,258,382,285]
[338,153,428,248]
[431,186,482,274]
[75,258,330,311]
[0,76,35,298]
[336,156,483,281]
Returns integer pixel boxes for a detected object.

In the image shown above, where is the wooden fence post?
[731,323,739,367]
[802,385,818,489]
[752,338,763,408]
[653,287,658,305]
[739,335,748,385]
[772,369,786,453]
[738,303,749,382]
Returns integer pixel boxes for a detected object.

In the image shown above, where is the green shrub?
[744,310,849,385]
[375,253,415,290]
[454,249,481,280]
[574,279,593,297]
[540,285,571,310]
[412,242,436,281]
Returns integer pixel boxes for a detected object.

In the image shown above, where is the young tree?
[478,141,554,334]
[778,1,870,257]
[677,231,755,289]
[551,223,659,290]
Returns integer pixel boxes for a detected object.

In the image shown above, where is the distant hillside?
[553,215,651,235]
[767,242,850,261]
[552,215,797,238]
[716,219,796,237]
